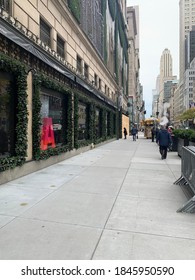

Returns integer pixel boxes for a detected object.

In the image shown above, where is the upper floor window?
[99,78,102,91]
[57,35,65,58]
[94,73,98,87]
[40,18,51,47]
[0,0,10,12]
[77,55,82,74]
[105,84,107,95]
[84,63,89,79]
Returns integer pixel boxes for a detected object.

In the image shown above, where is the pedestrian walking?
[155,126,160,143]
[151,126,155,142]
[156,125,172,159]
[131,125,138,141]
[123,127,127,139]
[167,125,174,151]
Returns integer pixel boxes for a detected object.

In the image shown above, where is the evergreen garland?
[100,108,107,140]
[0,53,28,172]
[73,94,79,149]
[32,76,42,160]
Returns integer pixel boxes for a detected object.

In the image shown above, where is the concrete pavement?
[0,132,195,260]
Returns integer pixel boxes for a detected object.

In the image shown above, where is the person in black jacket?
[123,127,127,139]
[156,125,172,159]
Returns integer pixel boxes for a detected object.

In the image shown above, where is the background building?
[127,4,144,129]
[153,48,177,123]
[176,0,195,120]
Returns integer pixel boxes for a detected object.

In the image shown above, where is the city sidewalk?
[0,132,195,260]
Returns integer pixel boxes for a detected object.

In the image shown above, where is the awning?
[0,18,75,81]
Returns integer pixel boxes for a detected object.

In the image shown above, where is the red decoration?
[40,117,56,150]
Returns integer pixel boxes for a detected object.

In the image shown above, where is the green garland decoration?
[73,93,79,149]
[0,53,28,172]
[107,111,114,136]
[87,103,96,142]
[32,76,42,160]
[100,108,107,140]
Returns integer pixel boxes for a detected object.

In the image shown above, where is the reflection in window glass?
[78,102,86,140]
[40,90,64,149]
[0,72,15,158]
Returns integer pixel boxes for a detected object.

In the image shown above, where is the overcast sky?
[126,0,179,117]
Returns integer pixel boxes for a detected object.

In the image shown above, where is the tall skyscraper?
[160,48,173,78]
[185,27,195,69]
[179,0,195,79]
[159,49,175,98]
[158,49,177,119]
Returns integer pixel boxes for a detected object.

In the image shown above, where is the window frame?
[77,55,82,74]
[57,35,65,58]
[0,0,11,13]
[40,18,51,47]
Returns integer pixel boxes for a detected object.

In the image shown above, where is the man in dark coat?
[156,125,172,159]
[131,125,138,141]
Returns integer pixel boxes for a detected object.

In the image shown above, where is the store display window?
[40,88,64,150]
[0,72,15,158]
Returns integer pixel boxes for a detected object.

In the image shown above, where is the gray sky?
[126,0,179,117]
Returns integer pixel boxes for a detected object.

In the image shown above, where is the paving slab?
[60,166,127,195]
[93,229,195,260]
[0,184,53,216]
[20,191,115,228]
[0,218,102,260]
[106,195,195,239]
[120,180,185,201]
